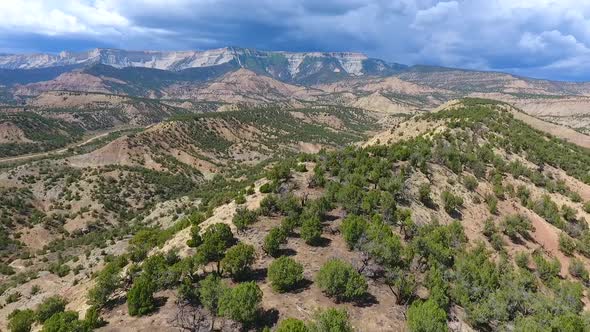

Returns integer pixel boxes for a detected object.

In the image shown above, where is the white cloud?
[411,1,459,30]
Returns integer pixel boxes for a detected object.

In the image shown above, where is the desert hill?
[1,99,590,331]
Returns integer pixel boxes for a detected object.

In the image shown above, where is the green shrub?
[6,291,21,303]
[259,194,279,216]
[532,195,562,228]
[232,208,258,231]
[316,259,367,302]
[8,309,35,332]
[516,185,531,205]
[0,262,15,275]
[463,176,478,191]
[87,257,125,308]
[267,256,304,292]
[559,233,576,256]
[219,282,263,325]
[301,215,322,245]
[584,201,590,214]
[484,194,498,214]
[569,191,582,203]
[568,258,589,282]
[221,243,256,280]
[441,190,463,214]
[259,182,273,194]
[407,299,447,332]
[186,225,202,248]
[196,223,234,271]
[199,274,226,314]
[276,318,309,332]
[295,164,307,173]
[263,227,287,257]
[515,252,529,269]
[281,213,300,235]
[40,311,85,332]
[309,308,353,332]
[234,194,246,205]
[127,276,156,316]
[418,183,432,204]
[533,253,561,282]
[561,205,577,223]
[502,214,533,240]
[35,296,67,323]
[340,214,367,250]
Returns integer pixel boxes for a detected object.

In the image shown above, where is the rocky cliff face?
[0,47,404,81]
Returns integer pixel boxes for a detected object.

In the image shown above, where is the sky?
[1,0,590,81]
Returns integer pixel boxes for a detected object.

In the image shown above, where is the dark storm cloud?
[1,0,590,81]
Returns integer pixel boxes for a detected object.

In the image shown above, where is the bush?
[219,282,263,325]
[259,194,280,216]
[259,182,273,194]
[484,194,498,214]
[276,318,309,332]
[281,213,300,235]
[196,223,234,271]
[340,214,367,250]
[87,258,125,308]
[418,183,432,204]
[0,262,15,275]
[441,190,463,214]
[584,201,590,214]
[232,208,258,231]
[515,251,529,269]
[309,308,353,332]
[127,276,156,316]
[407,299,447,332]
[561,205,577,223]
[568,258,589,282]
[267,256,304,292]
[35,296,67,323]
[502,214,533,240]
[516,185,531,205]
[559,233,576,256]
[532,195,562,228]
[301,215,322,245]
[6,291,21,303]
[221,243,256,280]
[295,163,307,173]
[263,227,287,257]
[199,274,226,314]
[235,194,246,205]
[463,176,478,191]
[8,309,35,332]
[533,253,561,282]
[186,225,202,248]
[268,163,291,182]
[316,259,367,302]
[40,311,85,332]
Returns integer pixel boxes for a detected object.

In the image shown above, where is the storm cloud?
[2,0,590,81]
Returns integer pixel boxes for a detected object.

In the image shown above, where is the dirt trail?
[510,109,590,149]
[0,126,146,164]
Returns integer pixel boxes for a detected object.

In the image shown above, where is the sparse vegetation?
[268,256,304,292]
[316,259,367,302]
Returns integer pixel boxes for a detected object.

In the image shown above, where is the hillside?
[2,99,590,331]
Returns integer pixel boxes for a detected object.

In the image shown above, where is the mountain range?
[1,46,590,155]
[0,47,405,86]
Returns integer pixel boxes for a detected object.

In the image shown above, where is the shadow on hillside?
[354,292,378,308]
[248,267,268,282]
[291,278,314,294]
[278,248,297,256]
